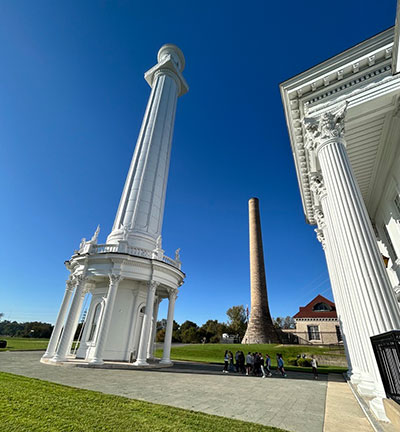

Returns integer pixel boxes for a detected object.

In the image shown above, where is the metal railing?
[90,243,181,270]
[371,330,400,405]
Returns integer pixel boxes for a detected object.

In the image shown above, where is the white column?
[52,275,87,362]
[107,44,188,251]
[161,289,177,365]
[134,281,159,366]
[305,106,400,420]
[147,297,161,359]
[90,274,123,365]
[41,278,75,360]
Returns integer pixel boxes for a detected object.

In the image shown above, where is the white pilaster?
[305,106,400,420]
[160,289,178,365]
[134,281,159,366]
[51,275,88,362]
[90,274,123,365]
[41,278,75,360]
[107,44,188,251]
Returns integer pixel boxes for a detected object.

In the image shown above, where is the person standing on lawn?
[223,350,229,373]
[277,354,287,377]
[311,355,318,379]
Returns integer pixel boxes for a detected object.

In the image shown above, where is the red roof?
[294,294,337,319]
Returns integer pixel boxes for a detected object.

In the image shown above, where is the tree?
[171,320,181,342]
[0,312,4,321]
[200,319,228,343]
[226,305,247,338]
[156,328,165,342]
[273,316,295,329]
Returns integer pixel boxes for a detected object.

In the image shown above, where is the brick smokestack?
[242,197,280,344]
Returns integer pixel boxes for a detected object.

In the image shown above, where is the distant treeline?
[0,320,53,338]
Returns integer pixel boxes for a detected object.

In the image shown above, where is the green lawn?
[0,372,288,432]
[0,337,49,351]
[155,343,347,374]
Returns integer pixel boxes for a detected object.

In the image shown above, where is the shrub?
[287,357,298,366]
[297,357,312,367]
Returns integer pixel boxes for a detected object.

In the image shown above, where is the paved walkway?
[323,374,373,432]
[0,351,370,432]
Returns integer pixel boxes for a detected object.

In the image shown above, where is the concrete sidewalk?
[323,374,373,432]
[0,351,372,432]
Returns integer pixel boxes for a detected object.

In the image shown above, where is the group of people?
[223,350,287,378]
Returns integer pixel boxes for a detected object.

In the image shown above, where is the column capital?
[108,274,123,285]
[66,278,76,291]
[167,288,178,301]
[149,280,159,294]
[304,103,347,152]
[75,274,88,285]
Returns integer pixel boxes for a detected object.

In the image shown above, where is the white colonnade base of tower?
[42,44,187,368]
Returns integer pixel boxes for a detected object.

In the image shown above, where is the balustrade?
[90,243,181,269]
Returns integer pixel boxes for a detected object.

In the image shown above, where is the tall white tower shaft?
[107,44,188,250]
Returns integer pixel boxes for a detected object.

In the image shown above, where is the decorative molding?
[315,228,326,250]
[304,104,347,152]
[310,173,327,200]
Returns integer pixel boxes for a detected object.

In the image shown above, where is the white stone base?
[370,397,390,422]
[89,358,104,366]
[159,359,173,365]
[133,359,149,367]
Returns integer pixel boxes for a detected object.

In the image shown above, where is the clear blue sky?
[0,0,397,325]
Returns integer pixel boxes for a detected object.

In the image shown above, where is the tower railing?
[88,243,181,270]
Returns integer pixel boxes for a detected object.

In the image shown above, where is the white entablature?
[281,28,399,225]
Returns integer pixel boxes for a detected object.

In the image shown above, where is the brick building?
[291,295,342,345]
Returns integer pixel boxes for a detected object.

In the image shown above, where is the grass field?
[0,337,49,351]
[154,343,347,374]
[0,372,288,432]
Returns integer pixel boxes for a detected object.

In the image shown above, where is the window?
[336,326,342,342]
[88,303,101,342]
[313,302,331,312]
[308,325,320,340]
[382,224,398,262]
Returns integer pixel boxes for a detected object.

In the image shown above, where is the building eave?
[280,27,396,225]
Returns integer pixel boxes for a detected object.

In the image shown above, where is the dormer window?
[313,302,331,312]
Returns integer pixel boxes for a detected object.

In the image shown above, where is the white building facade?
[281,24,400,420]
[42,44,187,367]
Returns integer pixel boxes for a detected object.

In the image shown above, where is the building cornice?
[280,28,396,224]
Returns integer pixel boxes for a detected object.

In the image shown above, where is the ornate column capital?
[75,274,88,285]
[167,288,178,301]
[304,104,347,153]
[108,274,123,285]
[149,280,160,294]
[66,278,76,291]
